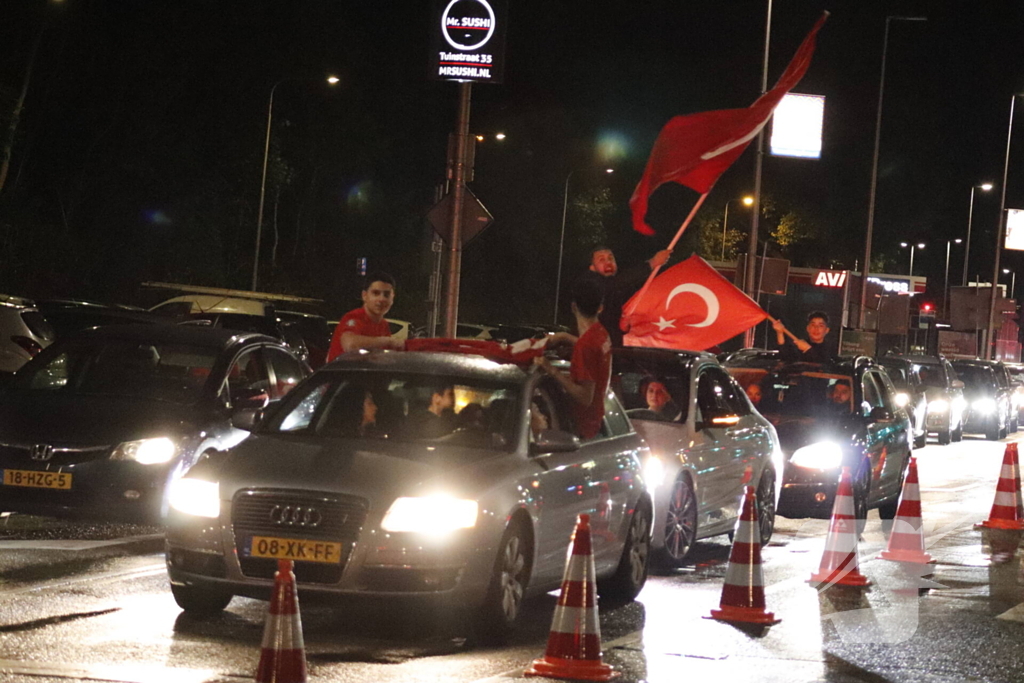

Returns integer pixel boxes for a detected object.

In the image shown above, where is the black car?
[951,359,1012,440]
[876,356,929,448]
[724,356,912,523]
[179,312,310,366]
[0,325,309,522]
[35,299,169,339]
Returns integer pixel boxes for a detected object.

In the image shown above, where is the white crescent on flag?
[665,283,720,328]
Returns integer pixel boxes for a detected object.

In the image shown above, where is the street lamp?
[721,195,755,261]
[944,238,962,318]
[252,75,339,292]
[1003,268,1017,300]
[554,167,614,323]
[986,95,1019,359]
[963,182,994,286]
[856,15,928,328]
[900,241,925,278]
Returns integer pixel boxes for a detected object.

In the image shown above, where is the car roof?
[0,294,35,309]
[884,354,945,364]
[323,349,528,383]
[613,347,711,364]
[64,323,280,349]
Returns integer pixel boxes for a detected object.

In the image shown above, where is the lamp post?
[856,15,928,328]
[721,195,755,261]
[944,238,962,318]
[986,95,1018,360]
[252,75,339,292]
[553,167,614,324]
[900,241,925,278]
[1004,268,1017,300]
[963,183,994,286]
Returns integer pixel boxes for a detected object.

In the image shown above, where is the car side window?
[265,347,306,401]
[872,371,896,411]
[224,349,270,406]
[945,361,959,384]
[603,390,632,437]
[861,372,886,415]
[697,367,736,421]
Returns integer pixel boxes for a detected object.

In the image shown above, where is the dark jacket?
[577,262,652,347]
[780,339,832,364]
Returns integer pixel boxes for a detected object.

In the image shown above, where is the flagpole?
[742,0,773,348]
[623,193,709,318]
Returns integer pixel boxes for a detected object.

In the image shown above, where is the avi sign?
[814,270,847,288]
[429,0,508,83]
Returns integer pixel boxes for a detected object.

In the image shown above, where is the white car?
[0,295,55,374]
[150,295,273,317]
[456,323,496,340]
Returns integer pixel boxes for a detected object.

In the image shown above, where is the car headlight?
[893,392,910,408]
[380,496,478,534]
[790,441,843,470]
[643,455,667,489]
[927,399,949,413]
[168,478,220,518]
[110,437,177,465]
[973,398,997,414]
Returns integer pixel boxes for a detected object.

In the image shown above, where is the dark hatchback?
[950,359,1012,440]
[0,325,308,523]
[724,357,911,522]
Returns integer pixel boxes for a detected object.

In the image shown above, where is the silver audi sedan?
[164,349,653,641]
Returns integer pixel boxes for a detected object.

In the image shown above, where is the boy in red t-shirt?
[534,278,611,440]
[327,272,405,362]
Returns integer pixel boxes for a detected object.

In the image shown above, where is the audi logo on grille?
[30,444,53,461]
[270,504,322,527]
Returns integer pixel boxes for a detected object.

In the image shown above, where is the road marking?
[0,533,163,551]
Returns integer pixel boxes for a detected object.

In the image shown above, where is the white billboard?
[770,93,824,159]
[1005,208,1024,251]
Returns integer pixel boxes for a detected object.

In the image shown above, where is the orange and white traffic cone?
[878,456,935,564]
[976,442,1024,531]
[525,514,618,682]
[809,466,871,588]
[708,484,780,625]
[256,559,307,683]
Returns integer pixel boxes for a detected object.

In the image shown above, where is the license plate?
[249,535,343,564]
[2,469,72,490]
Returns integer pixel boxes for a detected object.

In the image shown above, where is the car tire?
[913,430,927,449]
[937,427,952,446]
[987,421,1002,441]
[599,502,652,605]
[170,583,233,614]
[657,474,698,567]
[952,421,963,442]
[1011,415,1019,434]
[756,467,776,545]
[877,458,907,521]
[853,465,870,536]
[473,518,533,645]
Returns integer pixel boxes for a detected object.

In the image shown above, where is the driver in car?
[828,380,853,412]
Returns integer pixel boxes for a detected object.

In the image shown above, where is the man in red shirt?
[534,278,611,440]
[326,272,404,362]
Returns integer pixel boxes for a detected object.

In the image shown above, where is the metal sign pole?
[443,82,472,338]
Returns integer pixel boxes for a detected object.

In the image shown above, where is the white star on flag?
[654,317,676,331]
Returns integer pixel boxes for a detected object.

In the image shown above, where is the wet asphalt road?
[2,435,1024,683]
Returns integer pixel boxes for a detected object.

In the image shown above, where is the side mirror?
[529,429,581,455]
[869,406,893,422]
[951,379,965,390]
[231,407,264,432]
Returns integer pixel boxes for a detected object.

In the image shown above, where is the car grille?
[0,442,111,465]
[231,489,369,584]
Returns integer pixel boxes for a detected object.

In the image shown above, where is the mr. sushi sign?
[430,0,508,83]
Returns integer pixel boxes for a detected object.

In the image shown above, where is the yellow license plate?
[249,536,343,564]
[3,469,72,490]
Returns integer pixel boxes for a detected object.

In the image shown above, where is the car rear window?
[20,311,55,342]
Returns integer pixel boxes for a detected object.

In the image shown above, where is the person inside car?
[405,381,456,439]
[745,381,763,407]
[643,378,682,421]
[773,311,833,364]
[827,380,853,413]
[323,383,378,437]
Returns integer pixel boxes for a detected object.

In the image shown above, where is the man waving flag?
[630,12,829,236]
[623,255,767,351]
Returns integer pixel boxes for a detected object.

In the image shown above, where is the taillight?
[10,336,42,357]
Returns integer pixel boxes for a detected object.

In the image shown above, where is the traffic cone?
[708,484,780,625]
[809,466,871,588]
[878,456,935,564]
[976,442,1024,531]
[525,514,618,681]
[256,559,307,683]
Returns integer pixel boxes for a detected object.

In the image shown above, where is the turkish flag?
[630,12,828,235]
[622,255,767,351]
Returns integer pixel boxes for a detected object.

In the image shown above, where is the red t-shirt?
[570,323,612,440]
[326,307,392,362]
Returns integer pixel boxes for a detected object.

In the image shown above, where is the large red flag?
[622,255,767,351]
[630,12,828,235]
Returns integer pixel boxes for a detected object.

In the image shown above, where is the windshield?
[954,364,996,393]
[17,339,219,404]
[727,367,854,417]
[264,370,522,452]
[912,363,945,388]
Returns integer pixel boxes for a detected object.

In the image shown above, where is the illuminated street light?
[721,195,755,262]
[253,75,339,292]
[963,182,994,286]
[1003,268,1017,300]
[900,241,925,279]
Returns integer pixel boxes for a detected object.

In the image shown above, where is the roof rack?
[141,282,322,305]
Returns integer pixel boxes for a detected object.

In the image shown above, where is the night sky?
[1,0,1023,326]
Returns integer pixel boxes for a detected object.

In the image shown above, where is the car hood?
[765,414,856,454]
[215,434,513,510]
[0,391,199,446]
